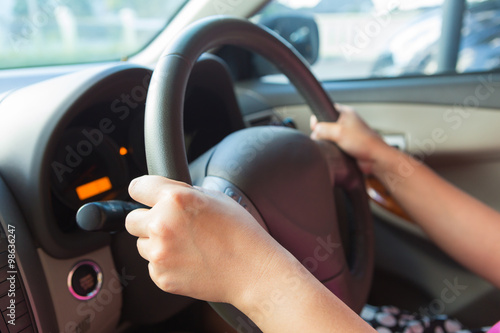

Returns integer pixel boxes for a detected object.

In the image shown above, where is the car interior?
[0,0,499,332]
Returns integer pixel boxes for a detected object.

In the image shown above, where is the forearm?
[373,146,500,288]
[235,251,375,332]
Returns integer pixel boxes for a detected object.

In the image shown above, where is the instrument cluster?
[50,101,147,231]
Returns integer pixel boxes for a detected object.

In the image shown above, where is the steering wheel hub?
[207,127,343,278]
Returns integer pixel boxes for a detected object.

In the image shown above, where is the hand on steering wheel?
[311,103,388,174]
[125,175,287,305]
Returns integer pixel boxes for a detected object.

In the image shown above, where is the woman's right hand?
[310,104,390,174]
[124,175,288,305]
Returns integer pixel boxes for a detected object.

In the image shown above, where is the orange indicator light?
[119,147,128,156]
[76,177,112,201]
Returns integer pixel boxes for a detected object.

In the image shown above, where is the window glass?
[457,0,500,73]
[254,0,499,81]
[0,0,188,69]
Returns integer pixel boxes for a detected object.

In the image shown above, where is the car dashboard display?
[50,103,146,232]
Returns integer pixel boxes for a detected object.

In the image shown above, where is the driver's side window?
[254,0,500,81]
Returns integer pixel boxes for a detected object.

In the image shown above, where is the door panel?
[237,75,500,327]
[274,102,500,212]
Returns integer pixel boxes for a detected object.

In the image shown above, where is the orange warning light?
[76,177,112,201]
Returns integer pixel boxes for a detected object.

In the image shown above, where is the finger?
[310,115,318,130]
[311,122,341,142]
[147,262,164,291]
[148,263,177,294]
[334,103,354,113]
[128,175,191,207]
[125,208,150,237]
[136,237,151,261]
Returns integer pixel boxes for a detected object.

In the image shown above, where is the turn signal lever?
[76,200,148,232]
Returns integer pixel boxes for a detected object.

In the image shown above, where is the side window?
[254,0,500,81]
[458,0,500,73]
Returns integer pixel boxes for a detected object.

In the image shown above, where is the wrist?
[370,142,403,179]
[233,247,305,322]
[370,142,426,194]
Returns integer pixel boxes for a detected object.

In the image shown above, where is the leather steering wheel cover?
[145,16,338,182]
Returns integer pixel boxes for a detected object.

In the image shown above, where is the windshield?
[0,0,188,70]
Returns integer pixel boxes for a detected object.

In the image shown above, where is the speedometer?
[50,128,129,211]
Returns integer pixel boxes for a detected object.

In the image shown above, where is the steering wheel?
[144,16,373,330]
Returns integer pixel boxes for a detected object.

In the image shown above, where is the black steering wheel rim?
[144,15,339,183]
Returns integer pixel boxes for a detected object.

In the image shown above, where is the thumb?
[310,115,318,131]
[311,122,341,142]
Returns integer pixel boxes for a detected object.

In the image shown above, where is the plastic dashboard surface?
[0,57,246,330]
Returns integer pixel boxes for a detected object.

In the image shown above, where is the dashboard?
[0,56,247,332]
